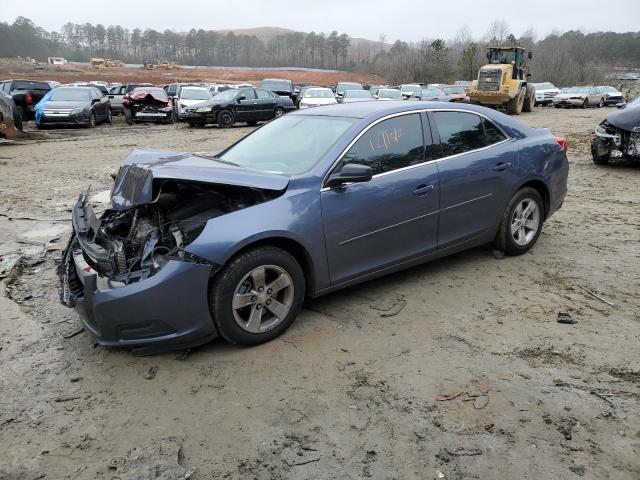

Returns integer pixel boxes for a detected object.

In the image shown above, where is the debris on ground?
[437,391,464,402]
[577,284,616,307]
[473,395,489,409]
[569,464,586,476]
[370,294,406,317]
[557,312,577,324]
[145,366,159,380]
[0,253,21,278]
[106,437,192,480]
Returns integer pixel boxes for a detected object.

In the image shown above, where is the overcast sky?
[3,0,639,42]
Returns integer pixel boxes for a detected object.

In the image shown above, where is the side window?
[239,89,256,100]
[483,118,506,145]
[432,112,486,157]
[339,114,425,176]
[256,89,272,99]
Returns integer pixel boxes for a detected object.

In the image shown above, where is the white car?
[298,87,338,108]
[177,87,213,119]
[553,86,604,108]
[376,88,402,100]
[596,86,624,106]
[400,84,423,99]
[532,82,560,105]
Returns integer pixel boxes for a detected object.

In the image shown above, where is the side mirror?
[528,51,533,60]
[91,98,100,104]
[237,96,246,102]
[325,163,373,188]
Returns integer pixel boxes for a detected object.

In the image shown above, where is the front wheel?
[582,99,588,109]
[494,187,544,255]
[598,98,604,108]
[87,112,96,128]
[210,246,305,346]
[106,108,112,124]
[217,109,235,128]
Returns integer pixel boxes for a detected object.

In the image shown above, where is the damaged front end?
[57,150,288,350]
[592,105,640,164]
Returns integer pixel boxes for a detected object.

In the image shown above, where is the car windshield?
[566,87,591,93]
[49,89,89,101]
[304,89,333,98]
[598,86,617,93]
[219,115,357,175]
[261,80,291,92]
[181,88,212,100]
[214,89,239,101]
[441,86,464,94]
[422,88,445,97]
[337,83,362,91]
[378,89,402,99]
[401,85,421,92]
[345,90,372,98]
[535,82,555,90]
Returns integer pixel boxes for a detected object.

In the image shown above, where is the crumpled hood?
[110,149,289,210]
[605,106,640,132]
[129,91,170,105]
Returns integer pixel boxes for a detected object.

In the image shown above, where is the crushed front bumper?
[57,198,219,353]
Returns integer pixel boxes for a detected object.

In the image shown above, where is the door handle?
[413,184,434,196]
[493,162,512,171]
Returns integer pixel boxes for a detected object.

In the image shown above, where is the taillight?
[24,92,33,104]
[555,136,568,152]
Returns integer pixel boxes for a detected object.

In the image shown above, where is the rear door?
[255,89,277,120]
[321,112,440,285]
[235,88,257,122]
[430,110,517,249]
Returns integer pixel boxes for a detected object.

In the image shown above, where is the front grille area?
[43,108,74,116]
[478,69,502,91]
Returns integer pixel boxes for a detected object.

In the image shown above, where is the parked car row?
[531,82,624,108]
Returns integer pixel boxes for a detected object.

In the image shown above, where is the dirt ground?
[0,106,639,480]
[0,59,387,87]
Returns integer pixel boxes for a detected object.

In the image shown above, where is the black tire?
[106,108,112,124]
[165,112,175,124]
[494,187,544,256]
[582,99,588,109]
[523,86,535,112]
[12,107,23,130]
[506,87,525,115]
[210,246,305,346]
[274,107,286,118]
[591,144,610,165]
[87,112,96,128]
[20,106,29,122]
[217,109,235,128]
[597,98,604,108]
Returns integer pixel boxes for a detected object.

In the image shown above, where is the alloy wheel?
[232,265,294,333]
[510,198,540,246]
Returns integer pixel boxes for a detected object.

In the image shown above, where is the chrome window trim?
[321,107,513,192]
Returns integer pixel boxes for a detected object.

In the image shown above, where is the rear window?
[13,80,50,91]
[432,111,506,157]
[132,88,168,99]
[260,80,292,92]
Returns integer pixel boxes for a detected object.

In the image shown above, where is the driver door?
[235,89,257,122]
[321,113,440,285]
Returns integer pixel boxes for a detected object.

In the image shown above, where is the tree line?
[1,17,639,87]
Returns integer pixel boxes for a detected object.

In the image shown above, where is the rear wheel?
[210,246,305,346]
[274,107,286,118]
[13,107,23,130]
[105,108,112,124]
[217,109,235,128]
[494,187,544,255]
[20,106,29,122]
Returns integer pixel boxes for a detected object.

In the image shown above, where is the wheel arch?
[517,179,550,219]
[213,236,317,297]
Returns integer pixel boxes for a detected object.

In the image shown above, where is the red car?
[123,87,175,124]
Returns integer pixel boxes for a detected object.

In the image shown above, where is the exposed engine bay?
[592,105,640,163]
[70,180,277,285]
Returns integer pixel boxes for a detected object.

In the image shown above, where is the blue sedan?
[58,102,568,353]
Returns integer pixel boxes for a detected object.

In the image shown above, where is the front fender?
[185,185,331,293]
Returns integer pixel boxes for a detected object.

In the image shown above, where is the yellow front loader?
[467,47,536,115]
